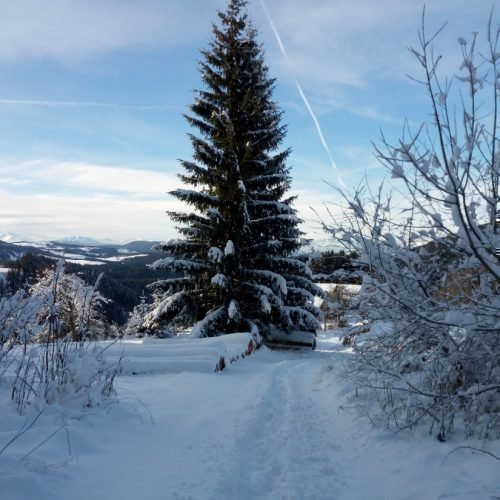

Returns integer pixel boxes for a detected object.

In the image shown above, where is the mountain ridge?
[0,238,162,264]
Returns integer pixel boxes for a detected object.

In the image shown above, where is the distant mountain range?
[57,235,122,246]
[0,238,162,265]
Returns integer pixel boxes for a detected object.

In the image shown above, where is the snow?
[47,251,88,260]
[1,331,498,500]
[224,240,234,255]
[391,163,404,178]
[211,273,227,288]
[38,254,147,266]
[152,258,209,272]
[208,246,223,263]
[355,319,393,349]
[65,259,105,266]
[228,299,238,319]
[190,307,225,338]
[0,267,9,281]
[315,282,362,307]
[207,208,224,221]
[0,231,27,243]
[105,333,255,374]
[317,283,362,294]
[260,293,271,313]
[252,269,287,295]
[100,254,148,262]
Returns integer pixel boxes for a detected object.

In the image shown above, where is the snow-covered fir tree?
[150,0,323,338]
[125,294,150,336]
[31,260,107,341]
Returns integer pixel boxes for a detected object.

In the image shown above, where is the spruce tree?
[150,0,323,338]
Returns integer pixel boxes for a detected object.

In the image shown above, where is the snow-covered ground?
[317,282,362,294]
[60,253,149,265]
[64,259,106,266]
[100,254,149,262]
[1,331,499,500]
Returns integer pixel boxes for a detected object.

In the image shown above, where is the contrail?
[259,0,346,189]
[0,98,180,111]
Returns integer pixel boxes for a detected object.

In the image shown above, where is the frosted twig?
[442,445,500,463]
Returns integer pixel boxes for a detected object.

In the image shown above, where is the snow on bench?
[104,332,257,375]
[263,330,317,350]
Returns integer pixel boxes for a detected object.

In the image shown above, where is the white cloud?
[0,158,339,244]
[2,0,486,73]
[291,186,346,246]
[0,159,183,240]
[0,189,179,242]
[0,0,222,63]
[0,159,182,197]
[0,98,182,110]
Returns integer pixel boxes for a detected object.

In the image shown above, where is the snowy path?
[2,332,499,499]
[53,347,347,500]
[209,355,343,499]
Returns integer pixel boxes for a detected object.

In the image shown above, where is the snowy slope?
[1,331,499,500]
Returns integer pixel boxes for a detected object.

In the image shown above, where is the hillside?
[0,238,171,324]
[0,238,161,266]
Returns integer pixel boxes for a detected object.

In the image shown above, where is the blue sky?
[0,0,494,245]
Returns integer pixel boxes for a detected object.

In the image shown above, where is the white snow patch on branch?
[208,247,223,263]
[211,273,227,288]
[228,299,239,320]
[225,240,235,255]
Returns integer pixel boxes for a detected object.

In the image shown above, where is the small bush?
[11,339,121,414]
